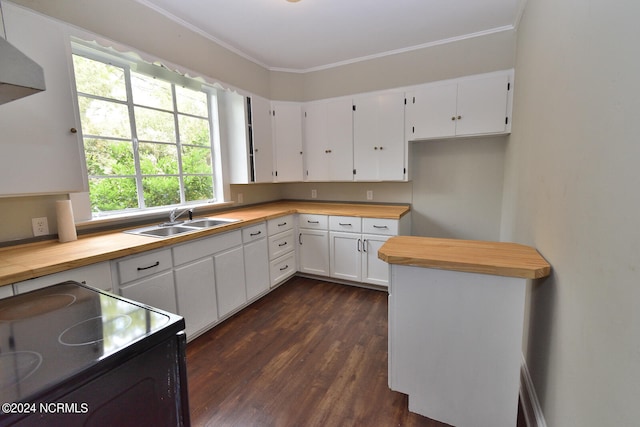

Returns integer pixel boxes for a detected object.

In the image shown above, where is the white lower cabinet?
[243,222,270,301]
[0,286,14,300]
[120,269,177,314]
[13,261,113,293]
[174,258,218,338]
[116,248,177,314]
[214,245,247,318]
[267,215,296,287]
[297,214,330,276]
[329,216,409,288]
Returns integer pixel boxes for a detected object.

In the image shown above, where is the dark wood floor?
[186,276,526,427]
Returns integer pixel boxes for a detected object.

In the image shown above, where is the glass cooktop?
[0,281,179,403]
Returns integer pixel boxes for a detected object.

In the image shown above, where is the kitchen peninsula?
[379,236,550,427]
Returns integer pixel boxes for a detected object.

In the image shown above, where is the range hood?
[0,36,46,104]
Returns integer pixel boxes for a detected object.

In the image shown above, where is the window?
[72,52,218,216]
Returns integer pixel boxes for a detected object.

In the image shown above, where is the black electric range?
[0,281,190,426]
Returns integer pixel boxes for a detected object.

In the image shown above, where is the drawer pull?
[137,261,160,271]
[278,222,287,227]
[278,242,288,247]
[373,225,389,229]
[250,231,262,236]
[279,264,289,271]
[339,223,352,226]
[307,220,320,224]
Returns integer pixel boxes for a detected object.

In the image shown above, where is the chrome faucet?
[169,207,193,224]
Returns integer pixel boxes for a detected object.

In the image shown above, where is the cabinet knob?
[70,127,78,133]
[457,115,462,120]
[379,146,384,150]
[451,116,456,121]
[374,146,378,150]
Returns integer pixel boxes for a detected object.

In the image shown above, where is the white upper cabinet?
[0,3,85,196]
[303,98,353,182]
[251,96,275,183]
[226,93,274,184]
[272,101,303,182]
[353,92,406,181]
[406,70,513,141]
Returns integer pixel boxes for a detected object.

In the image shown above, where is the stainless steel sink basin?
[124,217,239,238]
[184,218,237,228]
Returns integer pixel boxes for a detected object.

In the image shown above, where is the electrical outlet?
[311,189,317,199]
[366,190,373,200]
[237,193,244,204]
[32,217,49,237]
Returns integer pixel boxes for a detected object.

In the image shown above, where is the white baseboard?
[520,354,547,427]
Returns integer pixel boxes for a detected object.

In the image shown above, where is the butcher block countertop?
[378,236,550,279]
[0,201,410,287]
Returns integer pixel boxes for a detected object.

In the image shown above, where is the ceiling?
[135,0,525,73]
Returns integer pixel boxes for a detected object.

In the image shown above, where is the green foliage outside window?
[72,53,216,214]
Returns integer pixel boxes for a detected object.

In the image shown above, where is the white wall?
[412,137,506,240]
[502,0,640,425]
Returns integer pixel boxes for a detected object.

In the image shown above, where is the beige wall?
[502,0,640,425]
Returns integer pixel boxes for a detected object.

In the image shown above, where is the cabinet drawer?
[329,216,362,232]
[173,230,242,266]
[14,262,113,293]
[267,215,294,235]
[297,214,328,229]
[268,229,295,260]
[242,222,267,243]
[270,252,296,287]
[117,249,173,284]
[362,218,399,236]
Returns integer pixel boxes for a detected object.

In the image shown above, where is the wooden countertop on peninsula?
[378,236,550,279]
[0,201,410,287]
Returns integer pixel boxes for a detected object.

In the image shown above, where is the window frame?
[70,44,225,218]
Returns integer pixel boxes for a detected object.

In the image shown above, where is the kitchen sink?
[184,218,237,228]
[124,217,239,238]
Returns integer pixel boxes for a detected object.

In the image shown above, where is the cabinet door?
[353,92,405,181]
[326,99,354,181]
[120,271,177,314]
[455,73,510,136]
[272,101,303,182]
[303,101,329,181]
[406,82,457,140]
[0,3,85,195]
[329,232,362,282]
[214,245,247,317]
[174,258,218,338]
[244,237,270,301]
[251,95,275,183]
[362,234,391,287]
[298,229,330,276]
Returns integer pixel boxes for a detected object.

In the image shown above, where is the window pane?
[84,139,135,176]
[176,86,208,117]
[134,106,176,142]
[88,177,138,212]
[184,175,214,202]
[72,55,127,101]
[78,97,131,139]
[131,72,173,110]
[142,176,180,207]
[181,146,212,174]
[139,142,179,175]
[179,115,210,147]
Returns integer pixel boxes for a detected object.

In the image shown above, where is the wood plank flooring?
[186,277,526,427]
